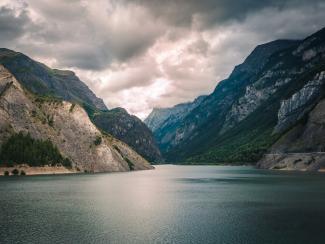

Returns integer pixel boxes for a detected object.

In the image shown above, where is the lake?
[1,165,325,244]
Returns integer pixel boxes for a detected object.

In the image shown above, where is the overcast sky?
[1,0,325,119]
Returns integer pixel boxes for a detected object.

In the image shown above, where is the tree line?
[0,132,72,167]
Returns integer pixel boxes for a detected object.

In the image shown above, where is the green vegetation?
[113,145,121,153]
[69,103,76,113]
[11,169,19,175]
[31,110,37,117]
[47,114,54,127]
[82,102,98,118]
[4,171,9,176]
[0,81,13,97]
[124,157,135,170]
[186,127,278,164]
[164,97,279,164]
[0,132,72,167]
[35,95,63,105]
[94,136,102,146]
[165,54,325,164]
[113,145,135,170]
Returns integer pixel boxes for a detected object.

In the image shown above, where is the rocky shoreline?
[257,152,325,171]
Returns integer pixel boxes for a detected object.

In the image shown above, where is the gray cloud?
[0,0,325,118]
[0,6,32,44]
[122,0,325,29]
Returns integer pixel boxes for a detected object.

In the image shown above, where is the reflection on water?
[1,165,325,244]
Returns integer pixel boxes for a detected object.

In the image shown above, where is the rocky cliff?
[146,27,325,169]
[274,72,325,133]
[258,98,325,171]
[0,48,162,163]
[257,72,325,170]
[0,65,153,172]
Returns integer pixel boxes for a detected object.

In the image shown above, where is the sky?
[1,0,325,119]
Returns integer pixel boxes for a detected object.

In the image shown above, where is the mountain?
[145,27,325,169]
[0,48,162,163]
[257,71,325,170]
[145,96,206,132]
[0,65,153,172]
[92,108,162,163]
[144,95,206,152]
[0,48,107,111]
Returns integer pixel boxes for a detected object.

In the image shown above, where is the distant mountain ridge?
[145,27,325,170]
[145,95,206,133]
[0,48,162,163]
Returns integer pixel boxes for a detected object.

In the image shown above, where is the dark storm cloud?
[122,0,324,29]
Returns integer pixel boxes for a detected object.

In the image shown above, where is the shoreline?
[0,165,156,176]
[0,165,78,176]
[2,163,324,176]
[154,163,325,173]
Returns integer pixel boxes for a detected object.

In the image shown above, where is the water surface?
[1,165,325,244]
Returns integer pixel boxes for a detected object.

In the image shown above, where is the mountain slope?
[0,48,162,162]
[145,95,206,132]
[0,65,153,172]
[146,27,325,166]
[0,48,107,111]
[257,72,325,170]
[92,108,162,163]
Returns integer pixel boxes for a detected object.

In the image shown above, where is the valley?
[145,28,325,171]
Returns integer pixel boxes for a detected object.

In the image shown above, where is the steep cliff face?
[258,98,325,171]
[274,71,325,133]
[0,48,161,163]
[147,27,325,165]
[0,65,153,172]
[92,108,162,163]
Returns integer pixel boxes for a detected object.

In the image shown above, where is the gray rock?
[275,71,325,133]
[0,65,153,172]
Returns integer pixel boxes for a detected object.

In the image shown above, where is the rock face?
[145,96,206,132]
[92,108,162,163]
[145,27,325,167]
[257,153,325,171]
[0,65,153,172]
[274,72,325,133]
[258,99,325,171]
[144,95,206,152]
[0,48,161,163]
